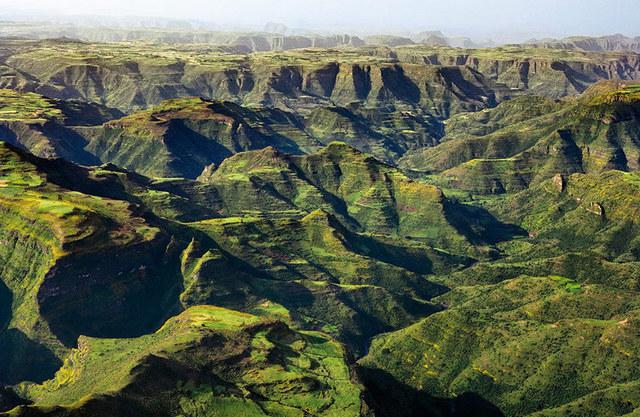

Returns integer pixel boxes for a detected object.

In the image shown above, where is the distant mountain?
[263,21,290,35]
[416,30,449,46]
[364,31,495,49]
[0,22,364,51]
[2,32,640,417]
[527,33,640,52]
[364,35,416,47]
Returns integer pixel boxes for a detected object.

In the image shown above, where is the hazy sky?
[1,0,638,39]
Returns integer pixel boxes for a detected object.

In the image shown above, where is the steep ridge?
[0,89,122,165]
[527,34,640,53]
[3,37,640,417]
[198,143,521,253]
[0,142,181,385]
[0,24,365,51]
[0,140,525,414]
[0,91,443,177]
[80,98,321,178]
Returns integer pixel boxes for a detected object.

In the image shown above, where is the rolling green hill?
[361,169,640,417]
[0,138,514,415]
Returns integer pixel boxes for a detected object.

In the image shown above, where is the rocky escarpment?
[0,91,445,177]
[0,142,184,380]
[396,48,640,96]
[0,223,63,385]
[7,307,370,417]
[3,40,639,114]
[0,26,365,51]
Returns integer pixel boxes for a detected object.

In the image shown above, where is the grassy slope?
[1,93,443,178]
[0,57,639,416]
[0,139,503,414]
[5,40,634,112]
[0,141,179,383]
[203,142,508,256]
[2,38,635,171]
[0,143,373,416]
[361,275,640,417]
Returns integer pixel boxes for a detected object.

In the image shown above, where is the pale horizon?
[0,0,638,42]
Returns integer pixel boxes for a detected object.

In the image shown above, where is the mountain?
[364,35,416,47]
[527,34,640,53]
[0,22,365,51]
[2,31,640,417]
[416,31,449,46]
[400,81,640,194]
[0,137,522,413]
[11,306,368,417]
[0,91,443,177]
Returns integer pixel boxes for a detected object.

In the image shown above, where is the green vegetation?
[1,38,640,417]
[15,306,363,417]
[0,90,62,123]
[401,81,640,194]
[362,275,640,417]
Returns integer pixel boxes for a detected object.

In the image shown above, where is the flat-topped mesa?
[85,99,320,178]
[0,89,121,126]
[213,145,291,172]
[315,140,369,157]
[104,98,254,136]
[526,34,640,53]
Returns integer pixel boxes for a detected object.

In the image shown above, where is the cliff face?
[0,139,508,407]
[0,91,445,177]
[0,23,365,51]
[3,40,639,114]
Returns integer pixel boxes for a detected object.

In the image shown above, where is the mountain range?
[0,33,639,417]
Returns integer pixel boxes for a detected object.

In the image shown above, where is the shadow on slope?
[0,387,29,413]
[444,200,528,246]
[38,235,184,347]
[0,281,10,331]
[0,329,61,385]
[358,367,505,417]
